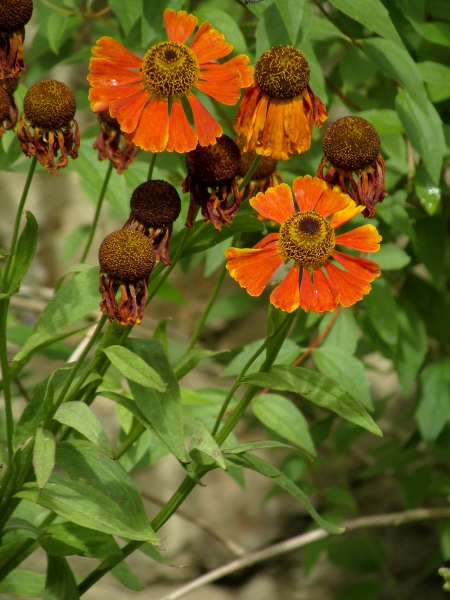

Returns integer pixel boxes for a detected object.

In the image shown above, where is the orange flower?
[234,46,328,161]
[88,9,253,153]
[226,176,381,313]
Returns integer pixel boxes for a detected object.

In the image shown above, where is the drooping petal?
[186,93,222,146]
[332,250,380,281]
[234,84,262,142]
[226,236,283,297]
[109,90,149,133]
[270,265,300,312]
[259,97,290,159]
[90,37,142,69]
[311,267,339,312]
[325,262,372,307]
[299,268,314,312]
[330,200,365,229]
[250,183,295,224]
[335,224,381,252]
[292,175,329,213]
[126,96,169,152]
[167,99,198,153]
[197,56,252,104]
[284,97,312,155]
[164,9,198,43]
[190,21,232,63]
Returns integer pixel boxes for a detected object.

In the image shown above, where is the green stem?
[147,152,157,180]
[185,262,227,353]
[239,154,262,191]
[114,422,145,460]
[80,161,113,263]
[3,156,37,286]
[0,299,13,466]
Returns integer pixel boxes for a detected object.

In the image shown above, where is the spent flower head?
[93,109,139,174]
[17,79,80,174]
[0,0,33,79]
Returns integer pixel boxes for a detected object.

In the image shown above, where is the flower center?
[141,41,199,98]
[323,116,380,171]
[130,180,181,228]
[99,230,156,283]
[278,211,335,266]
[23,80,76,129]
[255,46,310,100]
[186,135,241,186]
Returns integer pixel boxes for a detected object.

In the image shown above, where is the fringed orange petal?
[109,91,148,133]
[259,98,290,160]
[292,175,329,213]
[330,200,364,229]
[229,55,254,88]
[233,84,262,146]
[314,183,351,219]
[186,93,222,146]
[250,183,295,224]
[164,9,198,43]
[284,97,312,155]
[197,69,243,105]
[89,81,142,106]
[270,265,300,313]
[167,99,198,153]
[325,262,372,307]
[335,224,381,252]
[190,22,232,63]
[226,237,283,297]
[88,62,142,87]
[126,97,169,152]
[311,268,339,312]
[91,37,142,69]
[332,250,381,281]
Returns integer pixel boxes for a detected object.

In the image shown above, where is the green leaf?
[393,301,427,395]
[224,440,301,454]
[313,349,373,410]
[226,453,344,534]
[174,348,225,380]
[13,267,100,362]
[252,393,316,456]
[0,518,42,544]
[104,345,167,392]
[5,210,38,296]
[328,536,385,574]
[221,337,300,377]
[275,0,306,44]
[375,244,411,270]
[395,89,445,186]
[241,365,382,436]
[53,402,114,458]
[255,1,292,57]
[328,0,404,46]
[361,38,429,114]
[126,338,188,463]
[415,361,450,442]
[0,569,45,597]
[412,215,447,280]
[109,0,142,35]
[414,165,442,216]
[40,521,120,557]
[319,310,358,355]
[194,6,247,54]
[33,428,55,489]
[422,21,450,46]
[43,555,79,600]
[111,561,143,591]
[364,278,398,349]
[418,60,450,103]
[189,419,226,469]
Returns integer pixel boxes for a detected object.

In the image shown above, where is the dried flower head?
[124,180,181,266]
[234,45,328,161]
[0,0,33,79]
[182,134,243,230]
[93,109,139,174]
[99,229,156,325]
[316,116,387,217]
[17,79,80,174]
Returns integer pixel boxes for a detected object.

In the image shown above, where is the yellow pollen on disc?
[141,41,200,98]
[278,211,335,267]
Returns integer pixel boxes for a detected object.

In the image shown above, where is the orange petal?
[260,98,291,160]
[126,96,169,152]
[88,81,142,104]
[186,93,222,146]
[167,99,198,153]
[190,21,232,63]
[233,84,261,142]
[109,90,149,133]
[164,9,198,43]
[330,199,364,229]
[314,183,351,219]
[250,183,295,224]
[332,251,380,281]
[292,175,329,213]
[270,265,300,313]
[226,237,283,297]
[197,56,252,104]
[88,61,142,87]
[311,268,339,312]
[335,225,381,252]
[325,262,372,307]
[283,97,312,155]
[91,37,142,69]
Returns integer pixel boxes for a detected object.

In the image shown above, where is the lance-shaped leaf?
[4,211,38,297]
[44,555,79,600]
[33,428,55,489]
[103,345,167,392]
[189,419,226,470]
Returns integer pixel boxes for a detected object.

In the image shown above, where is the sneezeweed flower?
[88,9,253,153]
[234,45,328,161]
[98,229,156,325]
[182,134,242,230]
[0,0,33,79]
[316,116,387,218]
[235,134,282,200]
[124,180,181,266]
[226,176,381,314]
[93,109,139,174]
[17,80,80,174]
